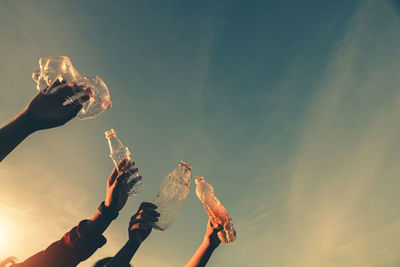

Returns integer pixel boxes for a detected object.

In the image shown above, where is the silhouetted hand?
[203,220,222,249]
[105,158,136,212]
[22,80,89,131]
[184,220,223,267]
[128,202,160,244]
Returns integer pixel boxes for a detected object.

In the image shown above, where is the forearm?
[88,210,114,235]
[13,213,112,267]
[105,240,141,267]
[0,112,35,162]
[185,242,216,267]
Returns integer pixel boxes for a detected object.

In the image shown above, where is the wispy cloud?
[229,1,400,266]
[286,1,400,266]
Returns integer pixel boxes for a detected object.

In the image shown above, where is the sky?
[1,0,400,266]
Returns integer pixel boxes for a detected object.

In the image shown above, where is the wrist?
[201,240,213,249]
[98,201,119,220]
[127,238,142,248]
[17,111,37,134]
[104,199,112,208]
[202,239,218,251]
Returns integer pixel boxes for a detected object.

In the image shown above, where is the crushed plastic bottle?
[153,161,192,231]
[194,176,236,243]
[32,56,112,120]
[105,128,144,196]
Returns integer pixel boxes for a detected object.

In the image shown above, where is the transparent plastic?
[194,176,236,243]
[105,129,144,196]
[153,161,192,231]
[32,56,112,120]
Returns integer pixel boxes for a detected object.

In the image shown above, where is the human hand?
[202,220,222,250]
[128,202,160,244]
[105,158,138,212]
[22,80,90,131]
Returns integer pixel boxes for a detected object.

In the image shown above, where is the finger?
[125,167,138,175]
[130,213,140,224]
[109,158,130,181]
[213,225,223,235]
[118,167,133,180]
[143,220,155,229]
[139,208,160,217]
[121,178,130,190]
[78,93,90,103]
[53,84,76,99]
[135,219,154,230]
[49,78,65,89]
[73,83,93,96]
[128,175,141,188]
[131,222,150,232]
[138,222,152,231]
[139,202,158,210]
[130,218,146,227]
[139,225,149,231]
[71,84,90,103]
[111,167,131,186]
[62,104,82,123]
[54,83,90,107]
[118,157,131,170]
[137,212,158,222]
[53,86,83,109]
[137,213,159,222]
[115,172,128,186]
[115,170,130,187]
[121,161,134,173]
[110,160,132,184]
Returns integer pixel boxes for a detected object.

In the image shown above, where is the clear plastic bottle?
[105,129,144,196]
[153,161,192,231]
[194,176,236,243]
[32,56,112,120]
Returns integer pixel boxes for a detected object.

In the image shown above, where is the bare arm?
[0,81,88,162]
[185,220,222,267]
[11,159,134,267]
[0,112,36,162]
[88,158,134,234]
[105,202,160,267]
[103,240,140,267]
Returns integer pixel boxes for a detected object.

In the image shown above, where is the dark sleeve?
[12,220,107,267]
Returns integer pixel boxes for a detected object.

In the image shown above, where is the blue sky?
[2,0,400,266]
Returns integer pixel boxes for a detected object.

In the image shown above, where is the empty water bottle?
[153,161,192,231]
[32,56,112,120]
[194,176,236,243]
[105,129,144,196]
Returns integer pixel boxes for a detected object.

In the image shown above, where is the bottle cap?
[105,128,116,138]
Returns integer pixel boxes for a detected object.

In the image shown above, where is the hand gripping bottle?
[32,56,112,120]
[194,176,236,243]
[105,129,144,196]
[153,161,192,230]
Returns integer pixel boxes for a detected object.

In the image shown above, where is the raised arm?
[86,158,134,236]
[184,220,222,267]
[104,202,160,267]
[11,158,134,267]
[0,81,88,162]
